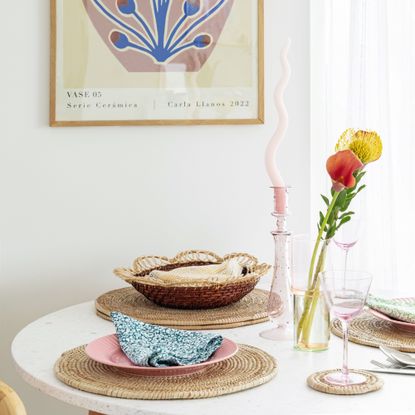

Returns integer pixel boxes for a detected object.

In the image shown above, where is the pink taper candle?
[265,39,292,214]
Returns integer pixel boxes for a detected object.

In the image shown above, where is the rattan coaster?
[332,313,415,352]
[55,345,278,400]
[307,370,383,395]
[96,288,271,329]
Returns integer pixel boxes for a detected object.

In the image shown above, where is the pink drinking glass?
[333,199,364,284]
[320,271,372,386]
[334,218,361,288]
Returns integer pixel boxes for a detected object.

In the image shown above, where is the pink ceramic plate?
[85,334,238,376]
[368,298,415,333]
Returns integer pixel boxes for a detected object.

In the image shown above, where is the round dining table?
[12,301,413,415]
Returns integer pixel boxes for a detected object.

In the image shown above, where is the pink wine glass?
[320,271,372,386]
[334,216,361,281]
[334,198,364,286]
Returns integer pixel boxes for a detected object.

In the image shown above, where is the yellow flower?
[335,129,383,164]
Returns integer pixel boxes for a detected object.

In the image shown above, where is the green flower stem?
[307,192,340,287]
[300,241,329,344]
[296,243,327,345]
[296,192,339,345]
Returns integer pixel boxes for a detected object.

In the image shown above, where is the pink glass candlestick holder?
[260,187,293,341]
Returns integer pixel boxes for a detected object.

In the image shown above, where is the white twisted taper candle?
[265,38,292,214]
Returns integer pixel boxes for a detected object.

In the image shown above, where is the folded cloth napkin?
[148,258,245,284]
[367,295,415,324]
[111,312,223,367]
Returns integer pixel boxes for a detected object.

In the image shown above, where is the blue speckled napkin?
[367,295,415,323]
[111,312,223,367]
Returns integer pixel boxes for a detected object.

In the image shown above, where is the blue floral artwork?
[84,0,233,71]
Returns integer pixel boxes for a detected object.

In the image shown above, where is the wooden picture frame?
[50,0,264,127]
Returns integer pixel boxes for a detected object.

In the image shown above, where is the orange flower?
[326,150,364,192]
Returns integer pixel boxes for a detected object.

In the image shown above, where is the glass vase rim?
[291,233,332,241]
[293,289,326,298]
[319,270,373,281]
[270,185,292,189]
[291,233,313,240]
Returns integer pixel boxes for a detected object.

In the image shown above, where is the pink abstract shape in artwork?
[83,0,235,72]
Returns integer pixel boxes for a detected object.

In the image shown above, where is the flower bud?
[117,0,136,15]
[110,31,130,49]
[193,34,211,48]
[184,0,201,17]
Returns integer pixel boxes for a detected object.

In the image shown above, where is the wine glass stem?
[343,249,349,288]
[341,320,350,380]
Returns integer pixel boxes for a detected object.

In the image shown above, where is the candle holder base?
[259,324,293,341]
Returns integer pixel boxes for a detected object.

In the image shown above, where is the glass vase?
[291,234,331,351]
[293,291,330,351]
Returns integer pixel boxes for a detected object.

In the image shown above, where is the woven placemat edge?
[307,369,383,396]
[95,309,268,330]
[331,316,415,353]
[54,344,278,400]
[95,288,270,330]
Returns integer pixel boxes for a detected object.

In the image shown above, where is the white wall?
[0,1,310,414]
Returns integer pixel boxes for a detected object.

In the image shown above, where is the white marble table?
[12,302,414,415]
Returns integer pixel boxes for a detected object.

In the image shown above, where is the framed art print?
[50,0,264,126]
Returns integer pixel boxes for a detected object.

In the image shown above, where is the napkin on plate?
[111,312,223,367]
[148,258,245,284]
[367,295,415,324]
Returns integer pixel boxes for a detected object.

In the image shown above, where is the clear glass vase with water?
[291,234,330,351]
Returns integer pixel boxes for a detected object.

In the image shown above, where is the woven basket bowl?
[114,250,271,310]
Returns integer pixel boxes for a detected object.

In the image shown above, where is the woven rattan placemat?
[96,288,271,329]
[332,313,415,352]
[307,370,383,395]
[55,345,278,400]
